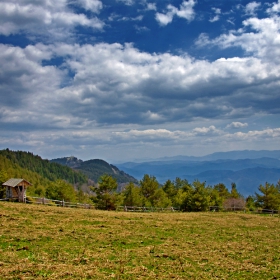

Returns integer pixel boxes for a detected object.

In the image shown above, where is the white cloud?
[147,3,156,11]
[78,0,102,13]
[155,9,175,25]
[209,7,221,22]
[227,128,280,140]
[109,126,280,146]
[118,15,144,21]
[0,39,279,133]
[0,0,104,38]
[212,8,221,14]
[193,126,221,135]
[135,25,149,32]
[245,2,261,15]
[155,0,196,26]
[226,122,248,129]
[267,0,280,14]
[114,129,183,140]
[196,14,280,63]
[176,0,196,21]
[209,15,219,23]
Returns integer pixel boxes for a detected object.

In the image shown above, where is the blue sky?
[0,0,280,162]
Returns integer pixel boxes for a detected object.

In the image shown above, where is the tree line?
[91,174,280,212]
[1,168,279,211]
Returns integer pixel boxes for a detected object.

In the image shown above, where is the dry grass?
[0,202,279,279]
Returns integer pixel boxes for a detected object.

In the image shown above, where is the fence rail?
[209,205,280,215]
[1,198,278,214]
[117,206,177,212]
[0,196,93,209]
[26,196,93,209]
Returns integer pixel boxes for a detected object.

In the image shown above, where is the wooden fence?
[1,198,278,214]
[0,196,93,209]
[117,206,177,212]
[27,196,93,209]
[209,205,280,215]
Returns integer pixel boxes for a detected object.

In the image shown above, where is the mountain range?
[1,149,279,197]
[115,150,280,197]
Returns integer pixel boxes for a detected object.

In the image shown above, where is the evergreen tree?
[162,179,177,201]
[150,188,172,208]
[190,180,211,211]
[255,182,280,210]
[172,189,188,210]
[0,169,8,198]
[230,182,240,199]
[246,196,256,211]
[213,183,230,199]
[123,182,143,207]
[140,174,159,205]
[91,175,118,210]
[46,180,77,202]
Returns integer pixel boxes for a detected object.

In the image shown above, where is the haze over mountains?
[115,150,280,196]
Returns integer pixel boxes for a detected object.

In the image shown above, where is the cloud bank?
[0,0,279,161]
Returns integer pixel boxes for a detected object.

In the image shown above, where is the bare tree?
[223,197,246,211]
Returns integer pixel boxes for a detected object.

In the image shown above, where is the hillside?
[0,153,59,197]
[0,149,88,185]
[51,156,138,184]
[0,149,92,198]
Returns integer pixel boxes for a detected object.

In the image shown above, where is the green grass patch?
[0,202,280,279]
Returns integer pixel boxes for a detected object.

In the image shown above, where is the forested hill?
[0,149,88,185]
[51,157,138,184]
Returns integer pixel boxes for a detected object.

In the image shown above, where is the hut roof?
[2,178,32,187]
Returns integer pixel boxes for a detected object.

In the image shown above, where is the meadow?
[0,202,279,279]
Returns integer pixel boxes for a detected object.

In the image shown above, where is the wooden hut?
[2,178,31,202]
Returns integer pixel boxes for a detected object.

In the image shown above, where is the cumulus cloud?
[245,2,261,15]
[0,43,62,109]
[78,0,102,13]
[51,42,280,124]
[0,0,104,38]
[155,0,196,26]
[226,122,248,129]
[267,0,280,14]
[0,0,279,161]
[1,39,280,131]
[195,13,280,63]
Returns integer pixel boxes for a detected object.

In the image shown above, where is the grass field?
[0,202,279,279]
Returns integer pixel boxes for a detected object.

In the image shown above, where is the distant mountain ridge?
[144,150,280,162]
[115,150,280,196]
[51,157,138,185]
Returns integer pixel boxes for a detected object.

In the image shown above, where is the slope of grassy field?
[0,202,279,279]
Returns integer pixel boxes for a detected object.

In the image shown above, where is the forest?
[0,149,280,211]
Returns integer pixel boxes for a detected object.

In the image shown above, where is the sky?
[0,0,280,163]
